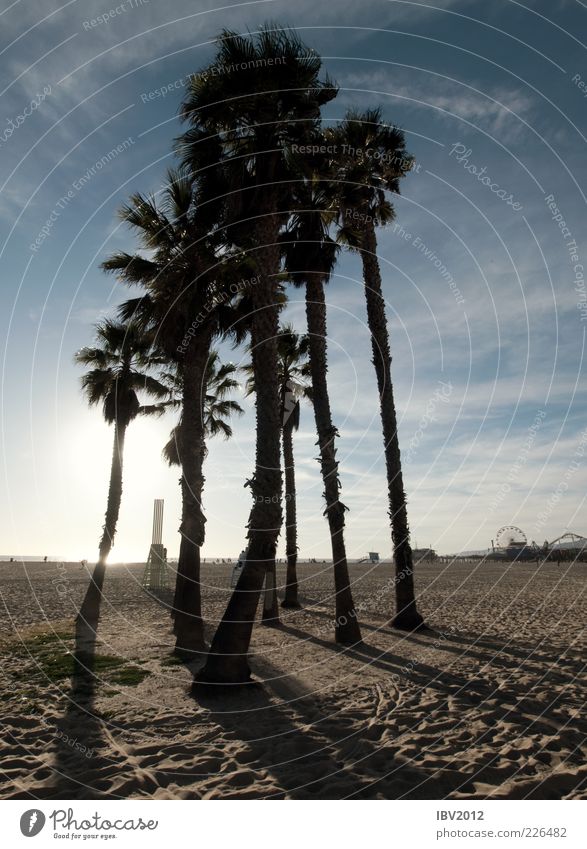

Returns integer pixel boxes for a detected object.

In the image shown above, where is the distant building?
[412,548,437,562]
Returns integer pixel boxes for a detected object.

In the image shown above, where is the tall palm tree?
[277,326,311,611]
[161,352,243,647]
[283,180,362,644]
[328,108,424,630]
[243,324,311,615]
[74,319,167,631]
[103,167,237,655]
[180,25,337,683]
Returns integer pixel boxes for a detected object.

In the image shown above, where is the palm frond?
[74,346,112,368]
[80,368,112,406]
[162,426,181,466]
[101,252,161,286]
[76,318,166,426]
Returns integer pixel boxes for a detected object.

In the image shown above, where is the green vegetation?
[2,630,151,687]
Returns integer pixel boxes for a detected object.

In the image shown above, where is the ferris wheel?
[495,525,527,549]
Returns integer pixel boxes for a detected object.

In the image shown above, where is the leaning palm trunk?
[173,326,213,655]
[197,221,283,684]
[305,276,362,644]
[361,224,423,630]
[281,417,301,608]
[261,561,280,625]
[77,421,126,638]
[172,439,206,635]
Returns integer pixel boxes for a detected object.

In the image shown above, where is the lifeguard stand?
[358,551,380,564]
[142,499,169,590]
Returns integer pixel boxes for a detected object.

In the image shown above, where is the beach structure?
[358,552,380,564]
[142,499,169,590]
[412,547,437,563]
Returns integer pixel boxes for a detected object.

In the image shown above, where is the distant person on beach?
[43,555,47,563]
[231,548,248,587]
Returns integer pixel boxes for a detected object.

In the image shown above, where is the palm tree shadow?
[49,564,112,799]
[274,624,587,792]
[189,650,452,799]
[190,674,358,798]
[401,629,587,688]
[295,603,393,635]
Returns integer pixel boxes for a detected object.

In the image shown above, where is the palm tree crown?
[243,323,310,423]
[162,351,243,466]
[102,169,222,359]
[327,107,413,242]
[75,318,167,426]
[178,27,337,223]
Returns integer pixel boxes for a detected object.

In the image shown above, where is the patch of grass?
[93,655,126,674]
[160,654,183,667]
[3,631,75,682]
[36,651,75,681]
[24,651,125,683]
[3,628,150,688]
[108,666,151,686]
[27,630,73,647]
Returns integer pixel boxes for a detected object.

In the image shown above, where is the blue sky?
[1,0,586,561]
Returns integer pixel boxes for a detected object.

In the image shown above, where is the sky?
[1,0,586,561]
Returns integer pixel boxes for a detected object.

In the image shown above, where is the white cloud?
[340,68,534,142]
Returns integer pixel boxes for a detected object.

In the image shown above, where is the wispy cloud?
[340,68,535,141]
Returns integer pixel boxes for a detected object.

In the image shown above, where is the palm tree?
[277,327,311,611]
[162,352,243,466]
[180,25,337,683]
[103,168,236,655]
[283,180,362,644]
[243,324,311,615]
[74,319,167,632]
[160,352,243,638]
[328,108,424,630]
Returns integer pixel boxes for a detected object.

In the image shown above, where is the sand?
[0,558,585,799]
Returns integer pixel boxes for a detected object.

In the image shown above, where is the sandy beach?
[0,558,585,800]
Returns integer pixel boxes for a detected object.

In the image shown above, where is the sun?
[63,409,180,562]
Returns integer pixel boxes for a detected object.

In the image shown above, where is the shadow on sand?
[48,564,113,799]
[187,612,587,799]
[189,636,473,799]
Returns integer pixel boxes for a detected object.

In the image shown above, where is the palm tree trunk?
[173,325,213,655]
[281,418,301,608]
[305,276,362,645]
[261,560,280,625]
[361,223,424,630]
[196,218,283,684]
[77,420,127,639]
